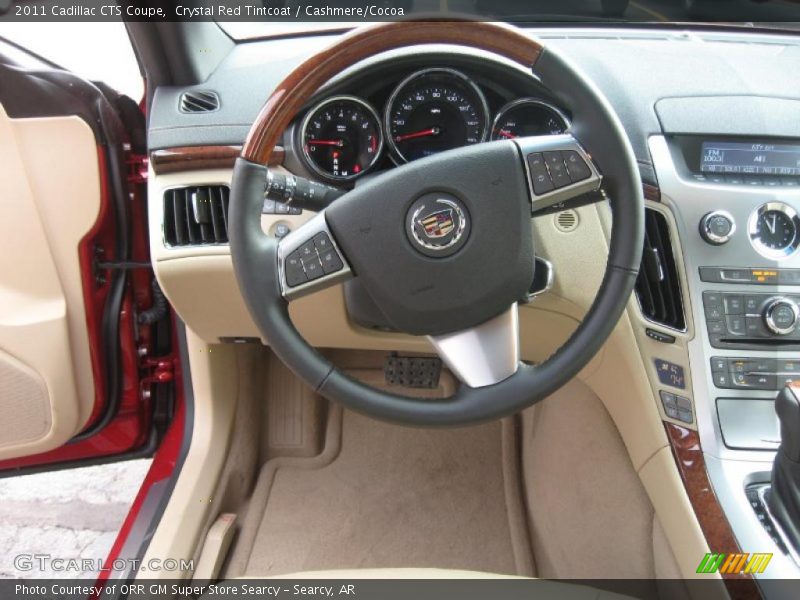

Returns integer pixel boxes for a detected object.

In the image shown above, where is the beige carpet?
[226,404,534,577]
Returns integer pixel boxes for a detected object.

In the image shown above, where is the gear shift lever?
[768,383,800,552]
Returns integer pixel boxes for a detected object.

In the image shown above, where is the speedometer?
[385,68,489,163]
[300,95,383,182]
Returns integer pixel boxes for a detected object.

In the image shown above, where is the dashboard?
[282,65,570,185]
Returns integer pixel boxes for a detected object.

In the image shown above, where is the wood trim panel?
[150,145,284,175]
[665,423,741,558]
[643,182,661,201]
[665,423,762,599]
[242,21,543,165]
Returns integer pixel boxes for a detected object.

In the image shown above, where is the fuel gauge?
[491,99,569,141]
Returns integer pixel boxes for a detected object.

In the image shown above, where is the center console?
[649,134,800,586]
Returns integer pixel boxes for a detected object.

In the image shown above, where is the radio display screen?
[700,141,800,176]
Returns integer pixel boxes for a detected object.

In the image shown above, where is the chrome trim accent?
[513,133,603,212]
[490,97,570,141]
[748,201,800,260]
[720,271,754,282]
[700,209,736,245]
[277,212,353,301]
[299,95,384,182]
[524,257,554,302]
[633,205,688,334]
[409,197,467,252]
[383,67,490,165]
[764,297,799,335]
[428,303,520,389]
[633,292,690,335]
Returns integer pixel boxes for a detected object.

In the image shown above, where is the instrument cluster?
[294,67,569,183]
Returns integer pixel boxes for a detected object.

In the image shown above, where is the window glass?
[0,22,143,101]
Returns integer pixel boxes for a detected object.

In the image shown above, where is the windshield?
[219,0,800,39]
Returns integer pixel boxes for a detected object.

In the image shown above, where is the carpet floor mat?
[226,404,534,577]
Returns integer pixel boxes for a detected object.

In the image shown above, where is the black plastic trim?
[70,106,131,442]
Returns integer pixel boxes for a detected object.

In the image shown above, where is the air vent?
[635,209,686,331]
[163,186,229,246]
[179,90,219,113]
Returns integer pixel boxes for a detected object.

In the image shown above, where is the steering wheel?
[229,21,643,426]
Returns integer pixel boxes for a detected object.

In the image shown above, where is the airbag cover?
[326,141,534,336]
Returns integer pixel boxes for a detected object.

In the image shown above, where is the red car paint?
[97,358,185,585]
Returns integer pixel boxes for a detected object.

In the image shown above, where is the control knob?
[764,297,799,335]
[700,210,736,245]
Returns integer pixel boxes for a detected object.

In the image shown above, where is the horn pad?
[326,141,534,336]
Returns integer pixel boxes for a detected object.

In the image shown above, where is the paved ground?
[0,459,151,579]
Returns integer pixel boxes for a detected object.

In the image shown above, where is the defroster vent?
[635,209,686,331]
[179,90,220,113]
[164,185,230,246]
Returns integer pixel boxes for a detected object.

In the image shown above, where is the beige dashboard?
[151,166,600,356]
[148,162,697,439]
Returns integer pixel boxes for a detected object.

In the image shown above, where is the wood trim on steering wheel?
[240,20,543,165]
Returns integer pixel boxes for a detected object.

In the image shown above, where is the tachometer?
[491,99,569,141]
[385,68,489,163]
[300,96,383,181]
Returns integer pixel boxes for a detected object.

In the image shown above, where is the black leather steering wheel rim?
[229,23,643,426]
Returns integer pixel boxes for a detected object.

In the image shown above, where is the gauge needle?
[494,130,517,139]
[307,139,344,147]
[394,127,441,142]
[766,214,777,234]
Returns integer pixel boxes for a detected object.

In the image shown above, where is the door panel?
[0,37,177,472]
[0,104,100,459]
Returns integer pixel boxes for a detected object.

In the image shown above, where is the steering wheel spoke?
[514,133,603,213]
[428,304,520,388]
[278,212,354,301]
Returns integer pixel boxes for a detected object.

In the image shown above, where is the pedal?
[385,354,442,389]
